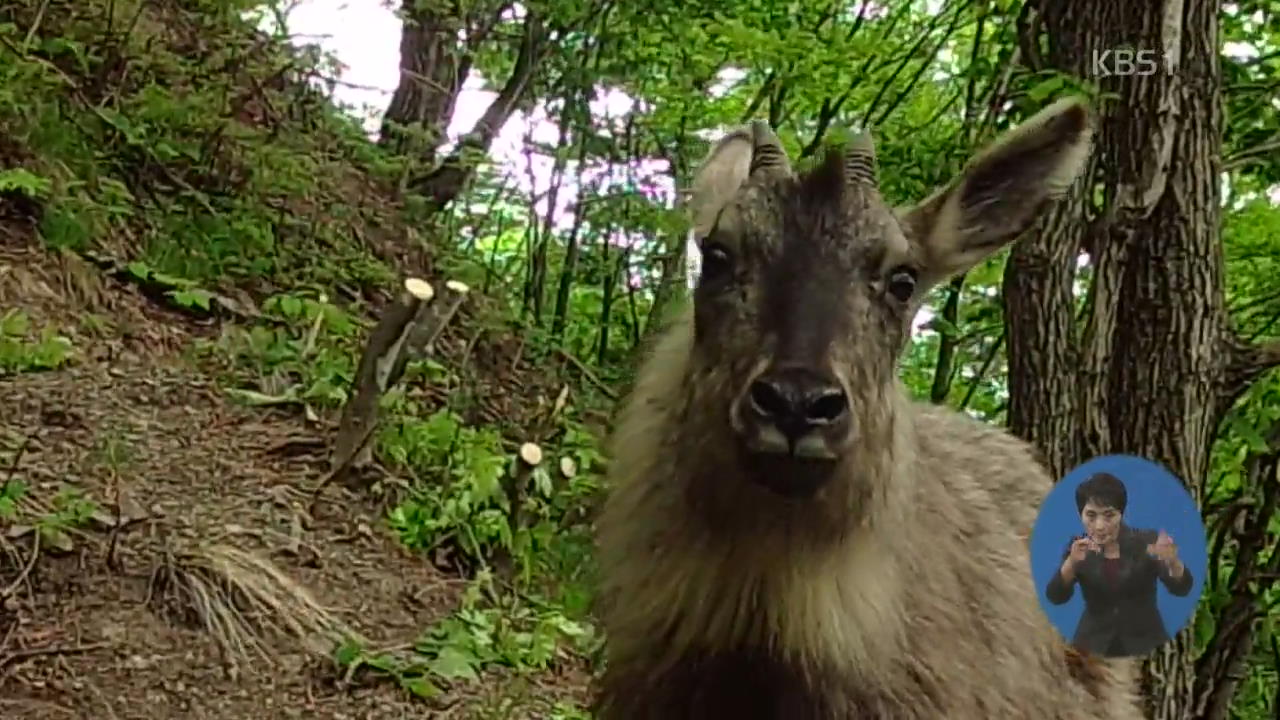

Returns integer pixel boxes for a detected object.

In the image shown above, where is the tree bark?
[551,124,592,340]
[641,152,690,338]
[379,5,471,157]
[1005,0,1280,717]
[380,2,571,214]
[408,12,549,211]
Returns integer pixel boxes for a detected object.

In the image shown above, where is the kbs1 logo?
[1092,48,1174,77]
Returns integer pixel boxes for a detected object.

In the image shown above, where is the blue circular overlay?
[1029,454,1207,656]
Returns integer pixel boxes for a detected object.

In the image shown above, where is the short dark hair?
[1075,472,1127,514]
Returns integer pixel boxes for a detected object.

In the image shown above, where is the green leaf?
[1027,76,1065,103]
[0,168,51,198]
[281,295,303,317]
[1,310,29,337]
[168,288,214,310]
[401,675,442,699]
[429,645,480,681]
[126,261,152,281]
[333,640,363,667]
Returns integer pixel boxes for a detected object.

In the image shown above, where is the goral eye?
[701,242,733,280]
[887,267,917,303]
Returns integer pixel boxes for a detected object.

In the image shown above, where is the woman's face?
[1080,500,1122,546]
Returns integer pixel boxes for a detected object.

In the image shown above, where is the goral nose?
[746,367,849,443]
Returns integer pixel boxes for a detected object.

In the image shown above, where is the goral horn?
[747,120,792,176]
[844,129,878,187]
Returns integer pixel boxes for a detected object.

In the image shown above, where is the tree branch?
[409,12,548,208]
[1223,134,1280,172]
[1223,336,1280,402]
[959,332,1005,412]
[796,0,916,157]
[872,1,970,127]
[859,0,969,130]
[1193,424,1280,719]
[739,69,778,124]
[929,275,965,404]
[406,1,610,210]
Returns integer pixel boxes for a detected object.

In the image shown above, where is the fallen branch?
[0,532,39,602]
[0,620,13,652]
[0,698,77,717]
[1,433,30,492]
[0,641,110,673]
[556,348,617,400]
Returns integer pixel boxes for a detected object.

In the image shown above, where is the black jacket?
[1044,524,1194,657]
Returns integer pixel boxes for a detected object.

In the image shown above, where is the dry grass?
[146,543,364,666]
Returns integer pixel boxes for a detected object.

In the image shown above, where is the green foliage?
[1199,372,1280,720]
[41,486,98,540]
[0,476,24,521]
[385,409,514,557]
[198,289,362,409]
[0,0,400,308]
[333,571,598,711]
[0,167,51,197]
[382,405,603,591]
[0,474,99,555]
[125,260,216,312]
[0,309,74,375]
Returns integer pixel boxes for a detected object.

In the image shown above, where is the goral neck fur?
[602,354,918,682]
[598,313,1145,718]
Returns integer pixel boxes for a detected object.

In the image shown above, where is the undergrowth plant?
[199,289,364,410]
[0,477,98,556]
[3,0,610,715]
[383,405,603,586]
[0,1,401,314]
[333,569,598,703]
[0,309,74,375]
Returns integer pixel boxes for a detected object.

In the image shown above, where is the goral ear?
[688,131,753,239]
[687,121,793,239]
[898,97,1095,286]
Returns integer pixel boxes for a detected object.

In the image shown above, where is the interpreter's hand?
[1067,536,1094,568]
[1146,530,1179,566]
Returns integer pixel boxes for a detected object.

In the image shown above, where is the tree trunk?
[551,194,587,339]
[530,101,575,326]
[1005,0,1280,717]
[929,275,966,404]
[596,232,615,366]
[641,136,692,339]
[642,196,690,337]
[409,12,548,211]
[379,6,469,157]
[551,141,592,340]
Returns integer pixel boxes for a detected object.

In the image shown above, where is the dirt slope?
[0,235,586,718]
